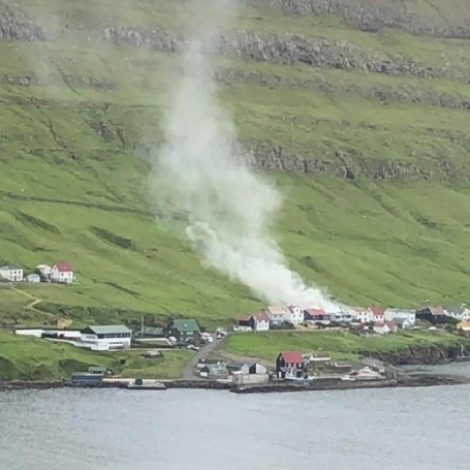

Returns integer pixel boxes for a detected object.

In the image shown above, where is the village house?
[330,310,355,323]
[80,325,132,350]
[26,273,41,283]
[392,317,413,329]
[276,351,305,378]
[371,307,385,323]
[266,306,286,325]
[0,265,24,282]
[234,315,253,332]
[165,319,201,343]
[303,308,330,324]
[444,307,470,322]
[384,308,416,325]
[251,311,270,332]
[50,262,74,284]
[373,320,398,335]
[285,306,304,325]
[199,363,229,380]
[416,306,448,325]
[353,307,373,324]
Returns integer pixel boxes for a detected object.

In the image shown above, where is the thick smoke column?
[154,1,339,311]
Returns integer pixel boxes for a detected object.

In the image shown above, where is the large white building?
[80,325,132,350]
[0,265,24,282]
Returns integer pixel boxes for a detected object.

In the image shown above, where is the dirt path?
[11,286,54,318]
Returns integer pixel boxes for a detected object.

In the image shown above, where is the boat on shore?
[126,379,167,390]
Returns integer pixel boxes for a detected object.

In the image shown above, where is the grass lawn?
[0,331,192,381]
[224,330,464,362]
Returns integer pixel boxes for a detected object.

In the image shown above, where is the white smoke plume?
[153,0,339,312]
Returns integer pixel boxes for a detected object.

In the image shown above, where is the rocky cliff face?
[2,1,470,182]
[243,0,470,39]
[360,342,470,366]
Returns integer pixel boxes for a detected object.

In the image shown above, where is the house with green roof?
[165,319,201,344]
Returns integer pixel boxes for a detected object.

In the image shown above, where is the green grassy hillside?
[1,0,470,334]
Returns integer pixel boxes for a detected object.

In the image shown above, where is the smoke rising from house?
[153,0,339,311]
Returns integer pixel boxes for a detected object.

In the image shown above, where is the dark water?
[1,379,469,470]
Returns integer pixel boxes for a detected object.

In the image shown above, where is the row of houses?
[235,304,470,332]
[0,262,74,284]
[234,306,417,332]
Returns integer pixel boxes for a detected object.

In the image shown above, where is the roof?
[371,307,384,316]
[252,311,270,322]
[237,315,251,322]
[267,306,285,315]
[54,262,73,272]
[83,325,131,334]
[304,308,326,317]
[279,351,304,364]
[135,326,163,337]
[445,307,468,315]
[170,319,200,333]
[0,265,22,270]
[392,317,410,325]
[420,306,444,315]
[385,320,397,329]
[353,307,370,313]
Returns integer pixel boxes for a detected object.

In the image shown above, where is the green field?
[225,330,465,362]
[0,331,191,380]
[2,0,470,378]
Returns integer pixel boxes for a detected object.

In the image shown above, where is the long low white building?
[80,325,132,350]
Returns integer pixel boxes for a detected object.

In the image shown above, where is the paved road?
[182,334,226,380]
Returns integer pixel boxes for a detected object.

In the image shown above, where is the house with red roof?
[276,351,305,378]
[303,308,330,323]
[51,262,74,284]
[371,307,385,323]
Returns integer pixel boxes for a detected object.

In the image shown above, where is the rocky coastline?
[1,372,469,394]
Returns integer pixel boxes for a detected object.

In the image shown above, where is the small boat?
[127,379,166,390]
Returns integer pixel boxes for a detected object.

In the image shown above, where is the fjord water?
[0,381,469,470]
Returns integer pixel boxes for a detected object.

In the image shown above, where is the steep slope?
[1,0,470,328]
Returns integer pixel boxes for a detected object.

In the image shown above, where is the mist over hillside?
[2,0,470,325]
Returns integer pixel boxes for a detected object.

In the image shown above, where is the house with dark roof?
[51,262,74,284]
[80,325,132,350]
[304,308,330,323]
[166,319,201,343]
[276,351,305,378]
[416,306,449,325]
[444,307,470,322]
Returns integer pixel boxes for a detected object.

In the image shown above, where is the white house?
[251,311,270,332]
[384,308,416,325]
[80,325,132,350]
[0,265,24,282]
[373,321,398,335]
[51,262,74,284]
[36,264,52,279]
[26,273,41,283]
[444,307,470,322]
[354,308,373,324]
[266,306,286,325]
[285,306,304,325]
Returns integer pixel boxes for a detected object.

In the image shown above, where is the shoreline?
[1,372,469,394]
